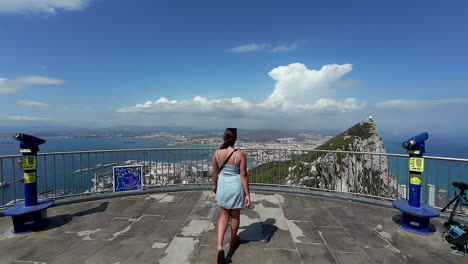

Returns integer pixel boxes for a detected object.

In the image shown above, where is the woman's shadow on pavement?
[224,218,278,263]
[45,202,109,230]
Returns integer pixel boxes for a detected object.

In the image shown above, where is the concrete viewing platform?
[0,189,466,264]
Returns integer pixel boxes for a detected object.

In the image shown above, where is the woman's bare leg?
[217,208,231,251]
[230,209,241,245]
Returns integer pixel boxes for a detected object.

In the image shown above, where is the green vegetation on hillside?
[249,121,377,185]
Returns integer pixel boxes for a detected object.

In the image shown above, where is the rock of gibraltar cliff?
[251,118,397,199]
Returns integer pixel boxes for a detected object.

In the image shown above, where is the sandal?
[217,250,225,264]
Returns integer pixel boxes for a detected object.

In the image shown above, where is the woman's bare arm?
[212,150,219,192]
[239,152,250,199]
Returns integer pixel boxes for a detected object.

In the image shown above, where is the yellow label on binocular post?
[23,172,37,184]
[410,173,422,185]
[20,156,37,170]
[409,157,424,172]
[20,149,32,153]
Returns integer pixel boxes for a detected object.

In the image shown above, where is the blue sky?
[0,0,467,136]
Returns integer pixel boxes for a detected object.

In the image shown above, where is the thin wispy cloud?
[227,42,301,53]
[17,100,49,107]
[62,106,95,111]
[226,43,267,53]
[7,115,49,121]
[118,63,365,118]
[0,0,91,14]
[376,98,468,109]
[270,43,299,52]
[0,75,64,94]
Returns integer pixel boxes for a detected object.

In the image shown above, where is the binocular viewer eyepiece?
[14,133,46,145]
[402,132,429,149]
[452,182,468,191]
[13,133,46,152]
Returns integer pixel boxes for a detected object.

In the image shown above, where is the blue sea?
[0,134,467,206]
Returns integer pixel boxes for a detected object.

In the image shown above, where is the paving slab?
[342,222,389,248]
[317,226,362,253]
[264,248,301,264]
[16,232,81,263]
[334,252,374,264]
[362,246,406,264]
[1,236,55,263]
[86,235,165,264]
[89,217,133,240]
[189,204,216,218]
[145,192,185,203]
[296,243,337,264]
[282,205,310,221]
[144,201,176,215]
[327,206,362,224]
[144,220,185,242]
[159,236,201,264]
[165,205,195,220]
[279,194,301,206]
[50,240,111,264]
[178,218,212,238]
[177,192,203,205]
[262,225,295,249]
[120,200,153,218]
[125,215,163,236]
[353,209,385,228]
[296,195,324,208]
[58,213,113,232]
[193,245,218,264]
[228,241,266,264]
[305,207,340,227]
[288,220,323,244]
[105,198,137,214]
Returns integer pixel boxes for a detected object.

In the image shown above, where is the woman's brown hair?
[220,128,237,149]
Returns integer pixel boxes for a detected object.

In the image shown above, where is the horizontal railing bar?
[1,147,467,162]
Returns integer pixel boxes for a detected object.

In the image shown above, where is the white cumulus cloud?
[119,96,255,117]
[17,100,49,107]
[0,0,91,14]
[264,63,356,110]
[0,75,64,93]
[118,63,365,119]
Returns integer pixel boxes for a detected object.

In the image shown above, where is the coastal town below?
[136,130,333,150]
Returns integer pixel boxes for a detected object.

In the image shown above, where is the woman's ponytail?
[220,128,237,149]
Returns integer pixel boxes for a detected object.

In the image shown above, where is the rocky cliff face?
[284,118,397,198]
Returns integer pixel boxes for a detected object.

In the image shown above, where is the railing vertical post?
[71,154,75,194]
[43,156,47,199]
[427,184,435,207]
[0,159,3,207]
[12,158,16,204]
[63,154,66,195]
[54,155,57,198]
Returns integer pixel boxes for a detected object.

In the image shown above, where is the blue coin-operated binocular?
[402,132,429,155]
[393,132,439,235]
[14,133,46,153]
[4,133,54,234]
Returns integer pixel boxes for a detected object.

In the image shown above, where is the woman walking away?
[212,128,250,264]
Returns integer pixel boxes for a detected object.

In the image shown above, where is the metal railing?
[0,148,467,215]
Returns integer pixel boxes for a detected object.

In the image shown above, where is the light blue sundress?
[216,150,245,209]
